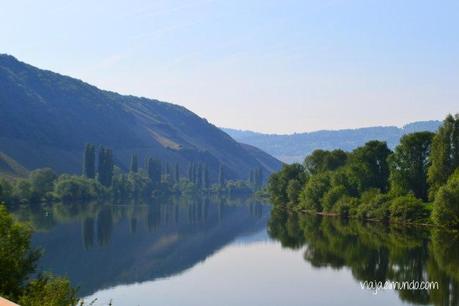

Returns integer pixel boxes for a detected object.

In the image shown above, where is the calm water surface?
[18,198,459,306]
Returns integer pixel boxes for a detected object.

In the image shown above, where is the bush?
[0,178,14,204]
[432,170,459,228]
[322,185,347,212]
[53,176,102,202]
[389,194,430,223]
[0,204,79,304]
[18,274,78,306]
[13,179,33,203]
[29,168,57,202]
[332,195,359,218]
[0,205,40,299]
[356,189,391,221]
[299,172,331,212]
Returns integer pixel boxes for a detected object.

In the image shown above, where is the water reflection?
[268,207,459,306]
[13,196,268,296]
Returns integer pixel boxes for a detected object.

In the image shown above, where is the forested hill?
[0,54,281,179]
[222,121,441,163]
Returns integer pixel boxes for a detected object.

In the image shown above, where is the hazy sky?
[1,0,458,133]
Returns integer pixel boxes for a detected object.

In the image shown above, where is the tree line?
[0,144,266,206]
[268,114,459,228]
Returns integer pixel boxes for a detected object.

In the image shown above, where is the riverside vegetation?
[268,114,459,228]
[0,205,78,305]
[0,145,265,305]
[0,144,265,208]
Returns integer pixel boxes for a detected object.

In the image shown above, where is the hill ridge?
[222,120,441,163]
[0,54,281,179]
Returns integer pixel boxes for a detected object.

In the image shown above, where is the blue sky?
[1,0,458,133]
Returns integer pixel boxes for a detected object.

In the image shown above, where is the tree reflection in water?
[15,196,268,296]
[268,207,459,306]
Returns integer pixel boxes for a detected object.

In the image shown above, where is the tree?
[54,176,100,202]
[174,163,180,183]
[388,132,434,201]
[299,171,331,212]
[18,274,78,306]
[129,154,138,173]
[304,149,347,175]
[428,114,459,198]
[187,163,193,182]
[147,158,161,186]
[350,141,392,192]
[321,185,347,212]
[249,169,255,187]
[218,164,225,186]
[82,144,96,179]
[268,163,306,205]
[13,180,33,203]
[389,194,430,223]
[0,205,78,304]
[0,178,14,204]
[97,147,114,187]
[286,179,302,204]
[196,163,202,188]
[202,164,209,189]
[29,168,57,201]
[432,170,459,228]
[255,167,263,190]
[0,205,40,299]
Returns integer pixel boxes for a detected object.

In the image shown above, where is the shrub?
[356,189,391,221]
[18,274,78,306]
[0,204,79,304]
[389,194,430,223]
[333,195,359,218]
[0,205,40,299]
[53,176,101,202]
[322,185,347,212]
[432,170,459,228]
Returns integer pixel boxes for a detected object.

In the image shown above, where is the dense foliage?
[268,114,459,228]
[0,205,78,305]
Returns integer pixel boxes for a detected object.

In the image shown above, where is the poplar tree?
[428,114,459,198]
[388,132,434,201]
[188,163,193,181]
[130,154,138,173]
[147,158,161,185]
[256,167,263,189]
[97,147,114,187]
[202,164,209,189]
[82,144,96,179]
[218,165,225,187]
[97,147,105,185]
[192,163,198,184]
[249,170,255,187]
[175,163,180,183]
[197,163,203,188]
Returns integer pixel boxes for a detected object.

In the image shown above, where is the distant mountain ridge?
[0,54,281,179]
[222,120,441,163]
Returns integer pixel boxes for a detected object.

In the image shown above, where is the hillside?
[222,121,441,163]
[0,54,281,180]
[0,152,28,178]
